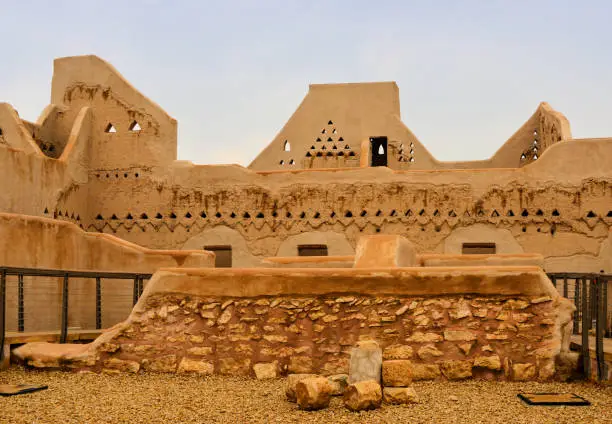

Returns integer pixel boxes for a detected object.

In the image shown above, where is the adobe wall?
[0,213,213,332]
[15,266,575,382]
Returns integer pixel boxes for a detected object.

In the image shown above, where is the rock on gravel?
[285,373,318,402]
[295,377,333,411]
[343,379,382,411]
[382,359,413,387]
[383,386,419,404]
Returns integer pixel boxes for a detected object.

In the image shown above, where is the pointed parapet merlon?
[353,235,417,268]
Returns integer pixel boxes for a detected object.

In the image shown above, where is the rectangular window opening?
[204,245,232,267]
[462,242,496,255]
[298,244,329,257]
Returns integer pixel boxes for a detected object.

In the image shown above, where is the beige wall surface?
[0,55,610,275]
[0,213,213,332]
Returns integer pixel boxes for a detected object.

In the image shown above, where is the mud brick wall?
[91,292,563,381]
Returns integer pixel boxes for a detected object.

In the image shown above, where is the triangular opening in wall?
[215,212,222,218]
[536,209,544,216]
[58,211,63,217]
[477,209,485,217]
[200,211,207,218]
[327,137,333,142]
[491,210,499,217]
[140,213,148,219]
[155,213,163,219]
[256,212,265,218]
[314,212,320,219]
[311,145,316,149]
[96,214,104,220]
[344,145,350,149]
[44,208,49,214]
[185,212,192,218]
[326,152,333,157]
[104,123,117,133]
[111,214,118,220]
[405,209,412,217]
[243,212,251,219]
[332,145,337,150]
[169,212,177,219]
[321,146,327,150]
[126,213,133,220]
[129,121,142,132]
[521,209,529,217]
[230,212,236,218]
[344,211,353,218]
[587,211,596,218]
[464,211,471,217]
[448,210,456,217]
[390,210,397,217]
[306,152,312,157]
[419,209,426,216]
[286,212,292,218]
[330,211,336,218]
[316,152,323,157]
[552,209,560,216]
[433,209,440,217]
[360,210,367,217]
[316,138,322,142]
[76,215,80,221]
[328,120,333,125]
[300,212,306,219]
[338,137,344,141]
[507,210,515,217]
[338,151,344,156]
[348,151,355,156]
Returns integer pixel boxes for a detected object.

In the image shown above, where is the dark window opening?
[205,245,232,268]
[298,244,328,257]
[370,137,388,167]
[462,242,496,255]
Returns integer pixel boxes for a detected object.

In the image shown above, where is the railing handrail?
[0,266,152,280]
[547,272,611,280]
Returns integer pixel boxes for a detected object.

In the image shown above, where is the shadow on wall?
[441,224,524,255]
[275,231,355,257]
[182,226,262,268]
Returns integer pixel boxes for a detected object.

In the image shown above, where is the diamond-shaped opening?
[128,121,141,132]
[104,123,117,133]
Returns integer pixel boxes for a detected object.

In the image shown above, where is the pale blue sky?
[1,1,611,165]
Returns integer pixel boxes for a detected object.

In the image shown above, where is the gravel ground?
[0,368,610,424]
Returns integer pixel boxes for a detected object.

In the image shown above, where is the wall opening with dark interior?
[370,137,388,167]
[298,244,329,257]
[204,245,232,267]
[461,242,496,254]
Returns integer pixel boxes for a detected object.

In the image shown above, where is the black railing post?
[563,276,568,298]
[60,274,69,344]
[573,278,580,335]
[595,276,607,381]
[132,277,139,306]
[550,275,557,289]
[17,274,24,332]
[138,276,144,297]
[581,277,591,379]
[0,269,6,364]
[95,277,102,330]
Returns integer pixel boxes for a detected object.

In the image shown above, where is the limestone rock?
[417,344,444,361]
[383,344,413,360]
[177,358,214,375]
[141,355,177,373]
[348,340,382,384]
[285,373,318,402]
[407,332,443,343]
[449,302,472,320]
[458,342,474,355]
[410,363,441,381]
[382,360,413,387]
[288,356,313,374]
[473,355,501,370]
[104,358,140,373]
[444,330,477,342]
[217,306,233,325]
[531,296,552,304]
[218,357,251,376]
[295,377,332,410]
[328,374,349,396]
[344,380,382,412]
[383,387,419,405]
[253,361,278,379]
[512,363,536,381]
[441,360,473,380]
[188,346,213,356]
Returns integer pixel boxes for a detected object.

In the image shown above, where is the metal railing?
[0,266,151,364]
[548,272,610,382]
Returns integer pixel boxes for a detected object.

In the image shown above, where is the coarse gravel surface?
[0,367,610,424]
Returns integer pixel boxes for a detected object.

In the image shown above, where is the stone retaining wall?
[16,266,574,381]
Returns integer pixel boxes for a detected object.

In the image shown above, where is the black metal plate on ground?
[0,384,48,397]
[518,393,590,406]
